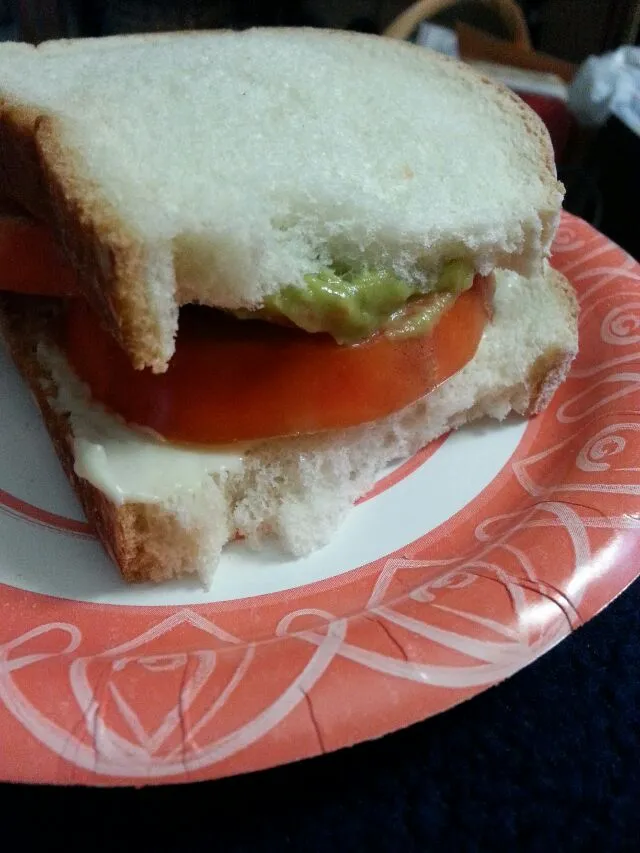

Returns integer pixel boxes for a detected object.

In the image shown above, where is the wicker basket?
[383,0,531,47]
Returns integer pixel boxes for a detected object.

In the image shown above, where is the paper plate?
[1,212,639,785]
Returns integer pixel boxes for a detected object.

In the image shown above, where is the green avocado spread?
[239,259,475,343]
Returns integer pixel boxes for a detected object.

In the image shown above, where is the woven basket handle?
[383,0,532,49]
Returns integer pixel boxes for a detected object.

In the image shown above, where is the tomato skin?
[64,282,488,444]
[0,217,78,297]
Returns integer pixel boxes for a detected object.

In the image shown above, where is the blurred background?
[3,1,639,258]
[4,0,639,52]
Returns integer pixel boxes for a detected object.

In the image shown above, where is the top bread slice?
[0,28,562,371]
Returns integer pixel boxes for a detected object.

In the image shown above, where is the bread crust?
[36,117,171,371]
[0,28,562,371]
[0,103,49,219]
[522,269,579,415]
[0,296,202,582]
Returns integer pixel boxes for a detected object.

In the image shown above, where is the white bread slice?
[0,29,562,371]
[0,263,578,584]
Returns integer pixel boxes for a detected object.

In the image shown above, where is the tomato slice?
[0,217,78,297]
[64,280,488,444]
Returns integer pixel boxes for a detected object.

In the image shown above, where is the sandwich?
[0,28,579,584]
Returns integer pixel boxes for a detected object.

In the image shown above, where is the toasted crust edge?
[517,268,579,416]
[0,296,202,582]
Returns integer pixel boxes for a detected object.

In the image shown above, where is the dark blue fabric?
[2,581,640,851]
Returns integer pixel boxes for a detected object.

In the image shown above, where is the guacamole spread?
[240,260,475,343]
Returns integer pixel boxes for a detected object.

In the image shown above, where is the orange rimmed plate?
[0,212,639,785]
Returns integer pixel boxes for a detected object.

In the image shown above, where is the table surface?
[1,577,638,851]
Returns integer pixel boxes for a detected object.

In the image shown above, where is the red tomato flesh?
[0,217,78,297]
[63,280,488,444]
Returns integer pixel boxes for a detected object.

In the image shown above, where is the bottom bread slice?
[0,263,578,584]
